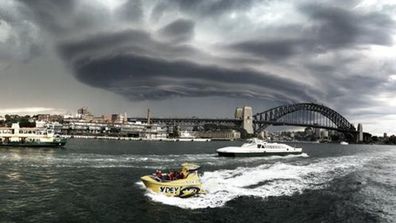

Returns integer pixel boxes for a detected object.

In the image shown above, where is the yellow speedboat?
[140,163,204,198]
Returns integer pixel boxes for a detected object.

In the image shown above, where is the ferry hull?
[218,151,302,157]
[0,123,67,148]
[0,140,67,148]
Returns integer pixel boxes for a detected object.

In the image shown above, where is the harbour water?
[1,139,395,223]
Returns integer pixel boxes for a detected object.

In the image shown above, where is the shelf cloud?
[1,0,396,133]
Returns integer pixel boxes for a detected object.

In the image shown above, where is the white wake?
[140,155,371,209]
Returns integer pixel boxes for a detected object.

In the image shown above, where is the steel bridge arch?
[253,103,356,133]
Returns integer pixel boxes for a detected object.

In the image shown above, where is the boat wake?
[0,152,308,168]
[0,152,219,168]
[140,154,372,209]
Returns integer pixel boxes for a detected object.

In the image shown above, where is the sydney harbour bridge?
[252,103,356,133]
[132,103,361,141]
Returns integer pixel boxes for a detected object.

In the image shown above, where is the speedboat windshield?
[245,138,263,144]
[181,163,200,171]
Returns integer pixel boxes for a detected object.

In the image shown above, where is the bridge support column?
[242,106,254,134]
[357,123,363,143]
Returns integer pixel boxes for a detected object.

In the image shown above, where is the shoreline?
[62,135,218,142]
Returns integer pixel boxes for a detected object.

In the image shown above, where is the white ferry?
[0,123,66,147]
[217,138,302,157]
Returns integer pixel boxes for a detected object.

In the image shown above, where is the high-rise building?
[77,107,92,120]
[77,107,90,115]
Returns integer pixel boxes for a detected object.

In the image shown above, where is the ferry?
[217,138,303,157]
[140,163,204,198]
[0,123,67,147]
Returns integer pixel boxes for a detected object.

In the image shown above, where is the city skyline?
[1,0,396,135]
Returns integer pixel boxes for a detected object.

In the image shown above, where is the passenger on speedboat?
[154,170,163,179]
[153,169,185,182]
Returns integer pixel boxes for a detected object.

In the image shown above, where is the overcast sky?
[0,0,396,135]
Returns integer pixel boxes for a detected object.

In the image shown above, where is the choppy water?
[0,139,395,223]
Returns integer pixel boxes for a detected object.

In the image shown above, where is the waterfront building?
[107,113,128,124]
[180,130,195,139]
[315,128,321,138]
[62,121,109,135]
[37,114,50,121]
[321,130,329,138]
[36,114,64,123]
[111,114,121,123]
[91,115,105,123]
[61,108,168,138]
[197,129,241,140]
[120,121,167,139]
[36,121,46,128]
[304,127,314,136]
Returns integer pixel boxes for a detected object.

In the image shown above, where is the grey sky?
[0,0,395,135]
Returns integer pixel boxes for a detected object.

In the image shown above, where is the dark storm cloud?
[116,0,143,22]
[75,53,315,101]
[0,1,43,63]
[16,0,144,36]
[300,4,395,47]
[16,0,76,33]
[6,0,396,123]
[57,29,203,64]
[58,29,151,60]
[58,30,317,102]
[229,38,308,60]
[158,19,195,42]
[229,3,394,61]
[165,0,259,17]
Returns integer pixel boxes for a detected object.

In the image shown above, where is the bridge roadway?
[255,121,358,133]
[129,118,356,133]
[129,117,242,126]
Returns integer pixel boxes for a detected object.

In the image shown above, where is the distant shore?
[62,135,222,142]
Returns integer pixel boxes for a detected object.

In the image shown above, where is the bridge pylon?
[235,106,254,134]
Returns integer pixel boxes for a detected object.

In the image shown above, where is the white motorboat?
[340,141,349,145]
[217,138,303,157]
